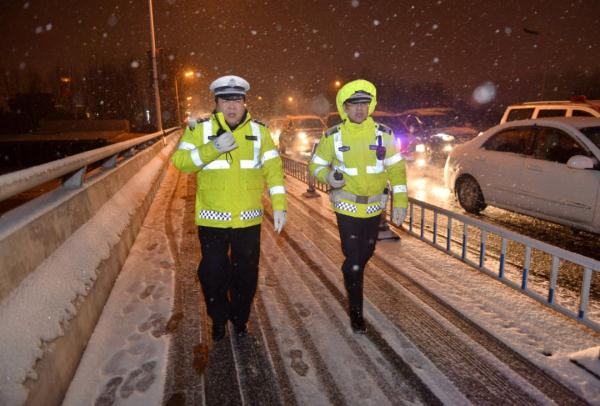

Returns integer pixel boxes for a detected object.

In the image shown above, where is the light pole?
[148,0,162,131]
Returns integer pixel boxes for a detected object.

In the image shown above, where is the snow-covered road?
[63,162,600,406]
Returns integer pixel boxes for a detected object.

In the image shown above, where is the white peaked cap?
[209,75,250,96]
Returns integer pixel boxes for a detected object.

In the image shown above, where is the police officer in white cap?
[172,75,287,341]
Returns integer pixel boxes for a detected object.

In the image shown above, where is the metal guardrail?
[282,156,600,332]
[0,128,179,203]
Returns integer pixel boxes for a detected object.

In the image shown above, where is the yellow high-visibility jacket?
[308,79,408,218]
[172,111,287,228]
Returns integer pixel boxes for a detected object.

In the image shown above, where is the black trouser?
[197,225,261,327]
[335,213,380,313]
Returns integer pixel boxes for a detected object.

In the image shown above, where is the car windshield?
[292,119,324,128]
[375,116,408,133]
[579,126,600,149]
[419,113,466,128]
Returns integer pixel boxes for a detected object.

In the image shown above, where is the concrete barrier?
[0,131,180,405]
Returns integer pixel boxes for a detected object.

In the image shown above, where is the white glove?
[392,207,407,226]
[273,210,286,234]
[213,132,238,153]
[187,117,197,129]
[326,170,345,189]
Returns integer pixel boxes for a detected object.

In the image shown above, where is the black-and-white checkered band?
[240,209,263,221]
[366,203,383,214]
[199,210,232,221]
[334,201,357,213]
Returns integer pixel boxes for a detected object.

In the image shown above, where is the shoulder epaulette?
[376,123,392,134]
[324,125,340,137]
[252,118,267,127]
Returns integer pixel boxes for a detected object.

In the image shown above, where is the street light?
[175,70,197,124]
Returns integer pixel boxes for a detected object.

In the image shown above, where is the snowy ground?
[60,162,600,405]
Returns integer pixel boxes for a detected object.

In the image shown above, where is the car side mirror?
[566,155,595,170]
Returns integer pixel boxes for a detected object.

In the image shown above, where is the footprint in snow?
[289,349,309,376]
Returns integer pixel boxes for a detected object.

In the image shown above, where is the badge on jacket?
[369,145,386,160]
[338,146,350,152]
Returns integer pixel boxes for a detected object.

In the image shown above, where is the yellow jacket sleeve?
[171,125,221,173]
[260,126,287,211]
[308,133,334,184]
[385,135,408,209]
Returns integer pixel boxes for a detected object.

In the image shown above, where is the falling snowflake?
[23,2,29,9]
[373,19,380,26]
[472,81,496,104]
[410,41,415,47]
[107,14,118,27]
[251,30,257,35]
[35,26,43,34]
[433,57,439,63]
[168,54,175,61]
[45,23,52,31]
[432,23,438,30]
[354,51,360,58]
[131,61,140,68]
[351,0,359,7]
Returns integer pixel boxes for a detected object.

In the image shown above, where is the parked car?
[398,108,479,166]
[277,115,326,159]
[444,117,600,233]
[500,97,600,124]
[266,116,288,146]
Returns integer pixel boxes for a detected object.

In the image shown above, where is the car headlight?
[443,145,453,152]
[435,132,455,142]
[415,144,426,153]
[297,131,308,141]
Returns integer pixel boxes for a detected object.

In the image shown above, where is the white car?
[444,117,600,233]
[278,115,326,159]
[500,98,600,124]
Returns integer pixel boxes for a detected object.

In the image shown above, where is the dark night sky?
[1,0,599,113]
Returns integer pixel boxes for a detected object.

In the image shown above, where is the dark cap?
[345,90,373,104]
[217,93,245,101]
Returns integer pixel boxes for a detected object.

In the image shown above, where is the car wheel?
[456,176,486,214]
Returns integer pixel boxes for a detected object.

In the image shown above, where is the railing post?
[499,238,507,279]
[479,230,487,269]
[522,246,531,290]
[548,256,559,303]
[302,163,320,199]
[578,267,592,320]
[62,166,87,189]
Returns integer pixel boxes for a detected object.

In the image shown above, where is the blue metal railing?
[282,156,600,332]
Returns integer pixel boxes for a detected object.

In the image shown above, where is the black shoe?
[234,323,248,337]
[350,312,366,334]
[212,322,226,341]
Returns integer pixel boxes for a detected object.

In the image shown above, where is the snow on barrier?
[0,128,180,406]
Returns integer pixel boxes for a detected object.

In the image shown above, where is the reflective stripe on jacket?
[172,111,287,228]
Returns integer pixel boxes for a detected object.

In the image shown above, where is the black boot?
[350,308,366,334]
[212,321,226,341]
[234,323,248,337]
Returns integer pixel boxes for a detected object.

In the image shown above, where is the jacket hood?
[336,79,377,121]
